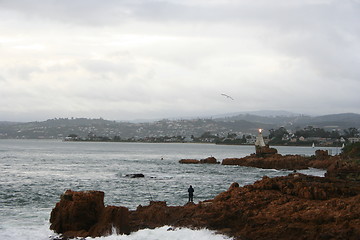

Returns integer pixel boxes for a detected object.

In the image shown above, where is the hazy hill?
[215,113,360,130]
[0,112,359,139]
[291,113,360,130]
[215,114,309,126]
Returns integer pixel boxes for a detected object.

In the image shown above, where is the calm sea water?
[0,140,334,240]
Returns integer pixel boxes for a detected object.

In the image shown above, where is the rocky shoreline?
[180,148,360,181]
[50,143,360,239]
[179,146,340,170]
[50,172,360,240]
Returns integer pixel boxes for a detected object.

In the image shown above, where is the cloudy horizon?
[1,0,359,122]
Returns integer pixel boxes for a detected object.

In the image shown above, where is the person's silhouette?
[188,185,194,202]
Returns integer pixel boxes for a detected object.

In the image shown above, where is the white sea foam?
[0,223,233,240]
[298,168,326,177]
[0,225,232,240]
[88,226,233,240]
[0,224,54,240]
[0,224,233,240]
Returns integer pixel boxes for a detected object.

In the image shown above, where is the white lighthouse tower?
[255,129,266,148]
[254,128,277,156]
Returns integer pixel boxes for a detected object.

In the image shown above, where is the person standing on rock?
[188,185,194,202]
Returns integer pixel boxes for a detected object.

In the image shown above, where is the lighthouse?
[255,129,266,148]
[254,129,277,156]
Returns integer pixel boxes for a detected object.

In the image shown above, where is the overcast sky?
[0,0,359,121]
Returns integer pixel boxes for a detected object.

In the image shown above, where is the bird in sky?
[221,93,234,100]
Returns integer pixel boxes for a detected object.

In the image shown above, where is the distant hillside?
[215,114,309,126]
[215,113,360,130]
[292,113,360,130]
[0,117,274,139]
[311,113,360,124]
[0,113,359,139]
[0,121,21,125]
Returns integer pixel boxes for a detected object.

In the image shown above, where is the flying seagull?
[221,93,234,100]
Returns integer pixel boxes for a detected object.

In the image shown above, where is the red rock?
[222,152,342,170]
[90,206,130,236]
[179,157,218,164]
[256,145,278,157]
[326,160,360,181]
[222,154,312,170]
[315,149,329,160]
[179,159,200,164]
[50,190,105,237]
[200,156,218,164]
[50,175,360,239]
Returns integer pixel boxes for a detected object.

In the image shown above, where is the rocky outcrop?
[326,160,360,181]
[255,145,278,157]
[249,174,360,200]
[50,174,360,239]
[222,154,312,170]
[200,156,218,164]
[50,190,129,238]
[325,142,360,181]
[222,152,339,170]
[179,157,219,164]
[315,149,330,160]
[50,190,104,236]
[179,159,200,164]
[125,173,145,178]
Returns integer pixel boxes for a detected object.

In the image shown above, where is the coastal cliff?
[50,174,360,240]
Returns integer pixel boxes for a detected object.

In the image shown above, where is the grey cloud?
[0,75,6,82]
[0,0,354,26]
[45,63,79,73]
[0,0,134,26]
[1,0,360,121]
[267,27,360,82]
[8,64,42,81]
[80,59,135,77]
[1,0,359,46]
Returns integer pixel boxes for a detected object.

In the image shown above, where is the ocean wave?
[85,226,233,240]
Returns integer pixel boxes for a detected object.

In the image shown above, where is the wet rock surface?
[222,152,340,170]
[326,160,360,181]
[50,174,360,240]
[179,156,219,164]
[179,159,200,164]
[125,173,145,178]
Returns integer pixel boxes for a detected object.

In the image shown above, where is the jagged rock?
[50,190,105,238]
[326,160,360,181]
[179,159,200,164]
[179,157,218,164]
[90,206,130,236]
[222,154,312,170]
[222,152,340,170]
[249,174,360,200]
[50,175,360,239]
[315,149,329,160]
[256,145,278,157]
[200,157,219,164]
[125,174,145,178]
[228,182,239,190]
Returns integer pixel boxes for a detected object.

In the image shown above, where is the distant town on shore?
[1,112,359,147]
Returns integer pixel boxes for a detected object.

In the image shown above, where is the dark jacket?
[188,186,194,195]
